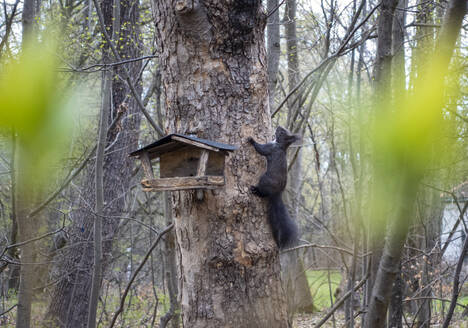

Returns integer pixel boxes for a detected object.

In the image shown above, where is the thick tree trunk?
[45,0,142,325]
[153,1,288,327]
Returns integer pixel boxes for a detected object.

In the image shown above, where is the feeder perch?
[130,134,237,192]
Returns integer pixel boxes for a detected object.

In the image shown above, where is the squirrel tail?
[267,193,298,249]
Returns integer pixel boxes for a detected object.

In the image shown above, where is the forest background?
[0,0,467,327]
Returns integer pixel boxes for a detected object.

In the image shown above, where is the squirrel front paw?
[250,185,260,195]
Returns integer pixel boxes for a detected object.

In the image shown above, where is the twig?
[403,296,467,310]
[283,242,355,256]
[62,55,157,72]
[0,227,65,259]
[0,303,17,317]
[108,223,174,328]
[266,0,286,18]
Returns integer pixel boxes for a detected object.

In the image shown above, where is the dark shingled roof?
[130,133,238,157]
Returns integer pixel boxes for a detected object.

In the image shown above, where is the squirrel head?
[275,126,300,148]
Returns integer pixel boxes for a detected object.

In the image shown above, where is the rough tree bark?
[45,0,142,325]
[153,1,288,327]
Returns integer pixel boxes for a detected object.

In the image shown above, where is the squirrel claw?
[250,185,259,195]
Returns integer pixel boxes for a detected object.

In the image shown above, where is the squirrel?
[248,126,300,249]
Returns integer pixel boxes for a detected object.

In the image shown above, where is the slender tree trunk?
[87,67,111,328]
[387,2,406,326]
[388,264,403,328]
[442,229,468,328]
[372,0,399,95]
[16,0,37,326]
[21,0,35,43]
[282,0,314,319]
[153,1,288,327]
[15,152,38,328]
[267,0,280,109]
[284,0,298,128]
[45,0,142,325]
[159,192,180,328]
[7,131,19,291]
[366,0,399,318]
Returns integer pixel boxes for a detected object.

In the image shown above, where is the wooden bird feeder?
[130,134,237,192]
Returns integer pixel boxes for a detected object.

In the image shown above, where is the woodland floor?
[293,311,468,327]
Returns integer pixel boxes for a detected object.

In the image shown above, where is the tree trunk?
[7,132,20,292]
[267,0,280,109]
[87,67,111,328]
[45,0,142,325]
[284,0,298,128]
[281,0,314,319]
[159,192,180,328]
[16,0,38,326]
[372,0,399,95]
[15,152,38,328]
[366,0,399,320]
[153,1,288,327]
[387,263,403,328]
[21,0,35,44]
[387,2,406,326]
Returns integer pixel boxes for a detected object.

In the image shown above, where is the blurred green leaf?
[0,36,74,183]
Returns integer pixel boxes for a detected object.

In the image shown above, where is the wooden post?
[196,150,209,200]
[196,150,209,176]
[139,152,154,179]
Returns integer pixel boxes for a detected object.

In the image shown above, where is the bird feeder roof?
[129,133,237,157]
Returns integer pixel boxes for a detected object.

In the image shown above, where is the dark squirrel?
[248,126,300,249]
